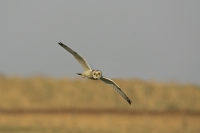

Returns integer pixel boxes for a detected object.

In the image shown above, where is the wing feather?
[100,76,132,105]
[58,42,91,71]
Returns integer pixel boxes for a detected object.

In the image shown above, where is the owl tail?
[77,73,82,75]
[77,73,85,78]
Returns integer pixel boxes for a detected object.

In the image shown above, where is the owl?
[58,42,132,105]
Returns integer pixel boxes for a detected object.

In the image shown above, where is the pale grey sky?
[0,1,200,84]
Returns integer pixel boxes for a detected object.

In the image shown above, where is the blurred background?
[0,1,200,133]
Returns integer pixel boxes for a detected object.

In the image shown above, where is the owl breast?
[92,70,102,80]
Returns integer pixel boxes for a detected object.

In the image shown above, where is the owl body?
[80,70,102,80]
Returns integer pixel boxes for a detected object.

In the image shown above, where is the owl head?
[92,70,102,79]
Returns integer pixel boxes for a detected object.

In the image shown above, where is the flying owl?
[58,42,132,105]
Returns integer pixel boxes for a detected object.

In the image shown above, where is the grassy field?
[0,113,200,133]
[0,76,200,110]
[0,76,200,133]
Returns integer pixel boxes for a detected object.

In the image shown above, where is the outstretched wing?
[58,42,91,71]
[100,76,132,105]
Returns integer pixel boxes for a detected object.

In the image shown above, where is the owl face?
[92,70,102,79]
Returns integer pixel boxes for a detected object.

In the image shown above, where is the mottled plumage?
[58,42,132,105]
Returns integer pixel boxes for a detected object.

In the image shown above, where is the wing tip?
[128,100,132,105]
[58,42,63,45]
[58,42,67,48]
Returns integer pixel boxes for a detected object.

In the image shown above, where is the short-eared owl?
[58,42,132,105]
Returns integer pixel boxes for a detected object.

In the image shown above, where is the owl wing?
[100,76,132,105]
[58,42,91,71]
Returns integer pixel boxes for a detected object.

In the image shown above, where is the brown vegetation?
[0,76,200,111]
[1,113,200,133]
[0,76,200,133]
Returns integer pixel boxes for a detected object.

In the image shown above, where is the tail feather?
[77,73,82,75]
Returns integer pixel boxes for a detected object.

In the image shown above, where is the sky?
[0,1,200,84]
